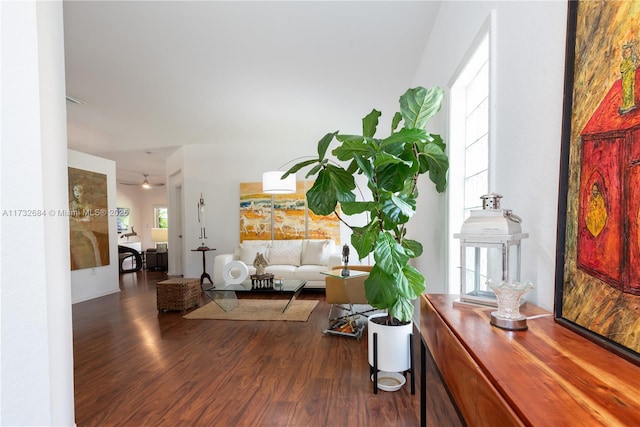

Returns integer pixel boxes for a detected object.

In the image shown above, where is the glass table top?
[320,269,369,279]
[203,279,307,294]
[202,279,307,312]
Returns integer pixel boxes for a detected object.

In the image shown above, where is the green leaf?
[401,264,425,299]
[402,238,423,258]
[380,193,416,224]
[305,162,324,178]
[333,136,375,162]
[391,111,402,132]
[373,231,408,275]
[418,141,449,192]
[351,220,379,259]
[306,170,337,215]
[382,128,429,146]
[400,86,444,130]
[376,163,410,193]
[283,159,318,178]
[364,265,397,311]
[317,132,338,160]
[390,297,415,322]
[340,201,376,216]
[362,109,381,138]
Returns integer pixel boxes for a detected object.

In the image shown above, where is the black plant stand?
[192,247,215,287]
[370,332,415,395]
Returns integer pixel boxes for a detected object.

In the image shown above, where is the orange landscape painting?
[239,181,340,242]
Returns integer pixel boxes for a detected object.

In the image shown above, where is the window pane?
[465,135,488,177]
[464,170,488,208]
[465,99,488,147]
[155,207,168,228]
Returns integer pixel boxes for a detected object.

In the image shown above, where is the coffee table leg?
[281,286,304,313]
[211,290,239,312]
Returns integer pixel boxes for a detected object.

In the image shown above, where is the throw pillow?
[239,244,269,265]
[302,240,329,265]
[268,245,301,266]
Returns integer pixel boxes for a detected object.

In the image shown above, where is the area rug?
[183,299,319,322]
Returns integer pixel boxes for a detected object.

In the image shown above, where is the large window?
[448,26,492,293]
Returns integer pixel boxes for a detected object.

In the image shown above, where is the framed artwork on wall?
[117,207,130,233]
[68,167,110,270]
[239,181,340,242]
[239,182,272,241]
[273,181,306,240]
[555,0,640,365]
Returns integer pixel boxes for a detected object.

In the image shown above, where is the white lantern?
[453,193,528,307]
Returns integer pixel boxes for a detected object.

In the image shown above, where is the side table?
[191,247,215,287]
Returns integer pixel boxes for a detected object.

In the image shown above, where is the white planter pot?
[367,313,413,373]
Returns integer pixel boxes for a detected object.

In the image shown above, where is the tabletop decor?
[487,280,534,331]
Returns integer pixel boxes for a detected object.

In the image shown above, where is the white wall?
[1,1,75,425]
[411,1,568,311]
[68,150,120,303]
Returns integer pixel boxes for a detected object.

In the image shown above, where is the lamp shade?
[262,171,296,194]
[150,227,168,243]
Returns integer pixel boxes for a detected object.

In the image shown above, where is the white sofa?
[213,239,342,289]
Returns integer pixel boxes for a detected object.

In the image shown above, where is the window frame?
[447,13,496,294]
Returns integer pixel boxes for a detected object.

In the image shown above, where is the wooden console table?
[420,294,640,426]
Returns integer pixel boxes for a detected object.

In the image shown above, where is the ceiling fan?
[119,174,165,189]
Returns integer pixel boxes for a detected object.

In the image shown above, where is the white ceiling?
[63,1,441,185]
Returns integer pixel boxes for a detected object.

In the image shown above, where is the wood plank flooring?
[72,271,421,426]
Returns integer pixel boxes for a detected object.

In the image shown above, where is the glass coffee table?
[203,279,307,313]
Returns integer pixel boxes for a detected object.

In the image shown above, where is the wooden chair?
[325,265,376,327]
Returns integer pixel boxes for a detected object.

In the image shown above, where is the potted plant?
[284,86,448,379]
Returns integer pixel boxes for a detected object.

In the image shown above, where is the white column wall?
[1,1,75,425]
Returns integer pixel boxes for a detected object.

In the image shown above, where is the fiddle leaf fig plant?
[284,86,448,324]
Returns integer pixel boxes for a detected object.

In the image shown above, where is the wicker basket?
[157,278,201,312]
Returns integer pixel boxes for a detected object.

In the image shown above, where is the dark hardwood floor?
[72,270,421,426]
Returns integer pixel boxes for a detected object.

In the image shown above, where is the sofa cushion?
[266,240,302,266]
[301,239,333,265]
[239,243,269,264]
[265,265,297,277]
[295,264,329,282]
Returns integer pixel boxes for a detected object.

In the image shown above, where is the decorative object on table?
[250,273,275,289]
[487,279,534,331]
[197,193,208,249]
[283,87,447,393]
[222,260,249,285]
[253,252,269,275]
[556,0,640,365]
[251,252,274,288]
[453,193,528,307]
[341,244,350,277]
